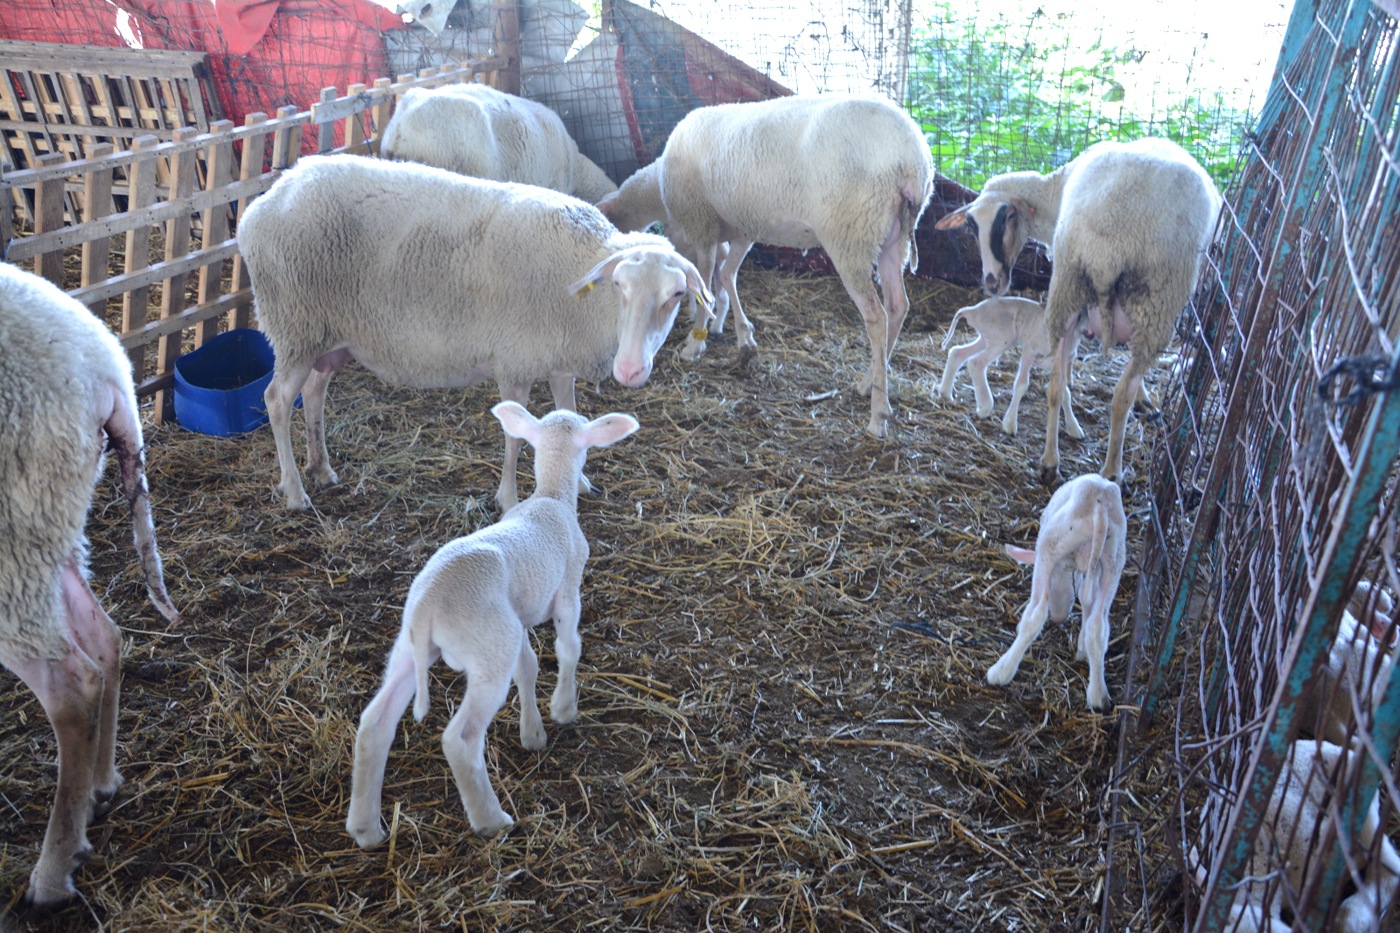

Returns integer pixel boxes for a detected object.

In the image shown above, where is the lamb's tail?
[1082,499,1112,606]
[941,309,970,350]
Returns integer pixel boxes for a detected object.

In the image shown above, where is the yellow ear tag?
[576,279,597,298]
[690,327,709,342]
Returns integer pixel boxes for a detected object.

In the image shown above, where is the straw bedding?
[0,267,1173,931]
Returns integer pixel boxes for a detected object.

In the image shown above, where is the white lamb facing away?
[938,295,1084,438]
[382,82,617,203]
[0,262,180,907]
[936,137,1221,484]
[1192,739,1400,932]
[987,473,1126,711]
[237,153,710,513]
[346,401,639,844]
[597,93,934,439]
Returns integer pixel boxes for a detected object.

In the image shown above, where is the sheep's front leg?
[514,636,546,751]
[442,669,516,837]
[346,641,417,848]
[835,260,892,437]
[9,644,107,906]
[494,382,532,512]
[1002,354,1035,435]
[265,363,314,509]
[547,373,593,498]
[716,241,756,351]
[550,590,583,724]
[938,338,987,405]
[679,237,719,363]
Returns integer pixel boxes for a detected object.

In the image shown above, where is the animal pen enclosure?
[0,0,1398,931]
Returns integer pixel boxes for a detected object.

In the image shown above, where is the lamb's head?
[1004,544,1076,623]
[492,401,640,502]
[935,187,1035,297]
[570,243,714,387]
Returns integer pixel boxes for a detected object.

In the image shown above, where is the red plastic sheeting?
[0,0,404,152]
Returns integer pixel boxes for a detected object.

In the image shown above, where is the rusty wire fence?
[1107,0,1400,929]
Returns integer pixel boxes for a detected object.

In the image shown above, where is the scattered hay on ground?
[1,267,1175,931]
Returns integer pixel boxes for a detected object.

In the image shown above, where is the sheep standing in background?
[0,262,180,907]
[1193,740,1400,932]
[938,295,1084,438]
[987,473,1126,711]
[1298,580,1398,747]
[597,94,934,439]
[346,402,639,844]
[937,138,1221,484]
[238,154,711,513]
[383,82,617,202]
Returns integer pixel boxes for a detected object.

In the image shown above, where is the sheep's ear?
[679,257,716,324]
[1004,544,1037,565]
[569,256,615,298]
[596,191,619,218]
[579,412,640,450]
[492,401,542,442]
[935,205,970,230]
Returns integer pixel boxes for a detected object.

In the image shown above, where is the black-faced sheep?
[0,262,179,907]
[597,93,934,439]
[236,154,710,513]
[346,402,638,843]
[937,137,1221,484]
[382,82,617,203]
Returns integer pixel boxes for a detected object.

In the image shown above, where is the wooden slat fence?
[0,61,505,423]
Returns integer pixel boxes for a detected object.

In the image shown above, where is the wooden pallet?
[0,40,223,224]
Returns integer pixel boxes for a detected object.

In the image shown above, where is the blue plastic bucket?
[173,328,277,436]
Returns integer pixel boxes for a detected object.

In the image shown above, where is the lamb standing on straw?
[346,401,639,843]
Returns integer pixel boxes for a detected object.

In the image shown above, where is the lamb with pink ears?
[346,401,640,844]
[987,473,1126,711]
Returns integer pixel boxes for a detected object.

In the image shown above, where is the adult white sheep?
[936,138,1221,484]
[346,401,638,844]
[0,262,180,907]
[596,93,934,439]
[988,472,1126,711]
[1192,739,1400,932]
[937,295,1085,438]
[237,153,711,513]
[382,82,617,203]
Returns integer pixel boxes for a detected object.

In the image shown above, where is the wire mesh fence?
[1117,0,1400,929]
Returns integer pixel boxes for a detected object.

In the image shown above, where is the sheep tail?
[410,615,433,722]
[1083,498,1111,607]
[941,309,969,350]
[901,193,922,274]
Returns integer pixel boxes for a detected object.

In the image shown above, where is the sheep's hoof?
[347,821,387,849]
[986,661,1016,687]
[1038,463,1062,487]
[1133,400,1162,422]
[308,465,340,489]
[279,482,313,510]
[20,879,77,912]
[1000,419,1019,436]
[1086,691,1113,713]
[680,339,707,362]
[471,810,514,839]
[551,697,578,724]
[520,725,547,752]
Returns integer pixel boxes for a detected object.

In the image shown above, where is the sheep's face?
[609,254,691,387]
[935,194,1031,297]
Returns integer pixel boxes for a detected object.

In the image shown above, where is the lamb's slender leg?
[546,373,592,498]
[966,353,997,418]
[303,365,343,488]
[442,664,516,837]
[265,361,314,509]
[988,590,1051,688]
[494,381,532,512]
[550,589,583,724]
[938,338,987,403]
[346,639,418,848]
[1003,355,1035,435]
[1102,352,1151,482]
[1078,563,1121,711]
[8,638,106,906]
[717,241,755,350]
[515,637,546,751]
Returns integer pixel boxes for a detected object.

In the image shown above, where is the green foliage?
[907,3,1254,190]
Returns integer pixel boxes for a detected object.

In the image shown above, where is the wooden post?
[370,77,393,156]
[271,104,301,170]
[196,120,235,346]
[317,87,337,154]
[229,112,269,331]
[79,142,115,319]
[154,126,198,424]
[32,152,67,287]
[493,0,521,95]
[344,83,368,155]
[121,135,159,378]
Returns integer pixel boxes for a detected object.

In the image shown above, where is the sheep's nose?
[613,359,651,387]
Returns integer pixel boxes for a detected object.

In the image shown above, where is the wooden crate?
[0,40,222,224]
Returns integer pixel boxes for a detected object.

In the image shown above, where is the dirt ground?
[0,267,1176,931]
